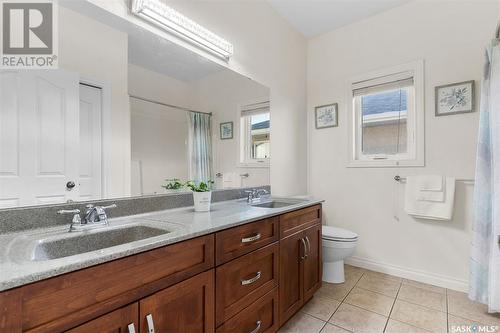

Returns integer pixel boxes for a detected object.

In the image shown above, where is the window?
[240,101,270,166]
[348,61,424,167]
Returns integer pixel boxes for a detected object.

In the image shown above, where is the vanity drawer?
[215,216,278,265]
[215,242,278,327]
[216,288,278,333]
[280,205,321,239]
[15,234,214,333]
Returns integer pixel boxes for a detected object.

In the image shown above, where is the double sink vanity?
[0,194,323,333]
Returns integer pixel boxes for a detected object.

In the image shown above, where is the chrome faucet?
[245,188,269,203]
[58,204,117,232]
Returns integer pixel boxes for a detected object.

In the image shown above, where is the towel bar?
[394,175,475,184]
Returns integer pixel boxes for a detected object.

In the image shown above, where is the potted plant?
[161,178,184,193]
[185,180,214,212]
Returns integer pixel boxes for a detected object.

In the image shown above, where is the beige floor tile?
[447,290,500,325]
[317,282,355,301]
[448,314,500,332]
[320,323,352,333]
[397,284,446,312]
[344,287,394,316]
[329,303,387,333]
[402,279,446,294]
[345,265,365,282]
[356,274,401,297]
[385,319,432,333]
[302,296,341,321]
[279,312,326,333]
[363,270,402,282]
[390,300,447,333]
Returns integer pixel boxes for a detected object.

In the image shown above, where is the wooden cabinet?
[303,224,322,302]
[279,206,322,326]
[65,304,138,333]
[0,204,322,333]
[139,270,215,333]
[216,216,278,265]
[278,231,304,325]
[215,242,278,326]
[216,288,279,333]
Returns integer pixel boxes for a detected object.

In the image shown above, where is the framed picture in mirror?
[220,122,234,140]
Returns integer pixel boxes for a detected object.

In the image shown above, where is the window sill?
[347,159,424,168]
[237,162,270,169]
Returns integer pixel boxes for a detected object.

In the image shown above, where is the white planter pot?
[193,191,212,212]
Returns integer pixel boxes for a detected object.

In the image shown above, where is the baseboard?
[345,256,469,292]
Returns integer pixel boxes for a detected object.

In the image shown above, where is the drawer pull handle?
[146,314,155,333]
[241,271,262,285]
[305,236,311,258]
[128,323,136,333]
[242,233,261,243]
[300,238,307,260]
[249,320,262,333]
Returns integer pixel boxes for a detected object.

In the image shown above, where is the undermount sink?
[32,225,170,261]
[251,200,296,209]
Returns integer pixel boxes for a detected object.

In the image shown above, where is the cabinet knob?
[66,181,76,190]
[241,271,262,286]
[146,314,155,333]
[249,320,262,333]
[241,233,261,243]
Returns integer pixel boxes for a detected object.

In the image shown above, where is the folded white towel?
[416,174,444,191]
[222,172,241,188]
[405,176,456,220]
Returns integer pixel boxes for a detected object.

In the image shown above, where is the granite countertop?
[0,196,323,292]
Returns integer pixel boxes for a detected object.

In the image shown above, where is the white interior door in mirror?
[0,70,80,208]
[78,84,102,201]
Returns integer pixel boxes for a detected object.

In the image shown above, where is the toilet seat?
[322,226,358,242]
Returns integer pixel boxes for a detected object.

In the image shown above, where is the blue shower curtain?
[187,112,213,184]
[470,39,500,313]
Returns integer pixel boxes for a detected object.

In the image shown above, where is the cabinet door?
[140,270,214,333]
[303,224,322,302]
[65,303,138,333]
[279,231,305,326]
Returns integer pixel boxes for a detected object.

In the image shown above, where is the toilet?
[322,225,358,284]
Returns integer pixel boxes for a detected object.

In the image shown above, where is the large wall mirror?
[0,1,270,209]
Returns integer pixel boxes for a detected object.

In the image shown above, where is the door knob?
[66,181,76,190]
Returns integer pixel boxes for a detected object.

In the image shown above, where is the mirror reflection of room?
[0,2,270,208]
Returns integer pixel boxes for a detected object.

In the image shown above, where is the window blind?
[240,101,270,117]
[352,71,414,97]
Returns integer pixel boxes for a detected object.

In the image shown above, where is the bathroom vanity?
[0,199,322,333]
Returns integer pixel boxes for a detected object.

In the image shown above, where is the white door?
[0,70,80,208]
[78,84,102,201]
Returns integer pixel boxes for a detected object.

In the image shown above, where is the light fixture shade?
[131,0,234,60]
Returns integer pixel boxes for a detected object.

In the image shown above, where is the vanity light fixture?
[131,0,234,60]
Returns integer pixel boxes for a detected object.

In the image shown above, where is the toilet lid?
[322,226,358,241]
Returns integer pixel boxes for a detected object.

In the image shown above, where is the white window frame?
[347,60,425,168]
[239,99,270,168]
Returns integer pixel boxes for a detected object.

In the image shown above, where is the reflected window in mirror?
[240,101,270,166]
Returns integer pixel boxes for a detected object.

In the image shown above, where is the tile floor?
[278,265,500,333]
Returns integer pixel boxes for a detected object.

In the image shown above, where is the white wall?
[59,6,130,198]
[307,0,499,290]
[188,70,271,188]
[88,0,308,196]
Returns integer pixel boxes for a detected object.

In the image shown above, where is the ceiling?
[267,0,412,38]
